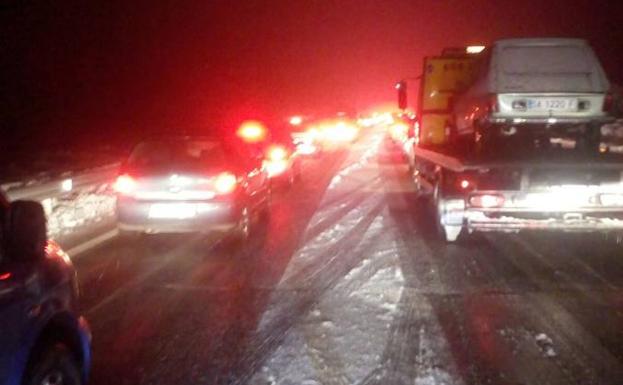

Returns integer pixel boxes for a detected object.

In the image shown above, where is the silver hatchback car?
[115,137,271,239]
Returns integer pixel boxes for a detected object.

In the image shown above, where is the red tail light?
[114,174,137,195]
[214,172,237,194]
[237,120,267,143]
[603,92,614,112]
[469,194,505,208]
[267,145,288,161]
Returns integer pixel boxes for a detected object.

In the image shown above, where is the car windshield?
[501,46,591,74]
[3,3,623,385]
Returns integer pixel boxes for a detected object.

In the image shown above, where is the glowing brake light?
[267,145,288,161]
[114,174,137,195]
[390,122,408,138]
[469,194,505,208]
[466,45,485,54]
[459,179,471,189]
[289,116,303,126]
[214,172,237,194]
[237,120,267,143]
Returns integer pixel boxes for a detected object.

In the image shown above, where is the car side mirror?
[5,201,47,261]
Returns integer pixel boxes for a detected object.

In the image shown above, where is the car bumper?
[486,115,615,125]
[465,210,623,233]
[117,198,239,234]
[439,198,623,233]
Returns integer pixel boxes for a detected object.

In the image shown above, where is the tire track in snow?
[238,200,387,384]
[378,165,569,385]
[483,234,623,384]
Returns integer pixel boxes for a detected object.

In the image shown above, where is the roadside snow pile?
[45,186,116,240]
[0,145,122,185]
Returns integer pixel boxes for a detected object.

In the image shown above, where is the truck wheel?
[442,225,462,242]
[433,179,462,243]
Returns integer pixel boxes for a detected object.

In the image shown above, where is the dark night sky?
[1,0,622,149]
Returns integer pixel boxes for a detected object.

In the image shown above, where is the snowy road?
[72,126,623,385]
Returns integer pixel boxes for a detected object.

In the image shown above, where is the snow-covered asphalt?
[71,125,623,385]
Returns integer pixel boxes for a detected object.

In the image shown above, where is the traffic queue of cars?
[113,117,361,241]
[0,115,362,385]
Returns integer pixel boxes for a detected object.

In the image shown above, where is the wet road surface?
[72,126,623,385]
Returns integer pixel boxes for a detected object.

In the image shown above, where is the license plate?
[148,203,197,219]
[526,98,577,111]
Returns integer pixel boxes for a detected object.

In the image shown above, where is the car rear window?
[128,140,229,171]
[501,45,591,74]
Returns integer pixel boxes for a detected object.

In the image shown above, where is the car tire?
[23,343,82,385]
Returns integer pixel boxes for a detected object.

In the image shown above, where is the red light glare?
[460,180,470,189]
[214,172,237,194]
[267,145,288,161]
[0,272,11,281]
[237,121,267,143]
[265,159,288,177]
[470,194,505,208]
[289,116,303,126]
[114,174,137,195]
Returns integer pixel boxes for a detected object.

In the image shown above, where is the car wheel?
[23,343,82,385]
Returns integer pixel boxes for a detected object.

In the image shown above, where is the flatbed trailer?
[404,45,623,242]
[412,145,623,242]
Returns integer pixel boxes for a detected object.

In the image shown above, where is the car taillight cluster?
[114,172,238,196]
[469,194,505,208]
[267,145,288,161]
[113,174,137,195]
[213,172,238,194]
